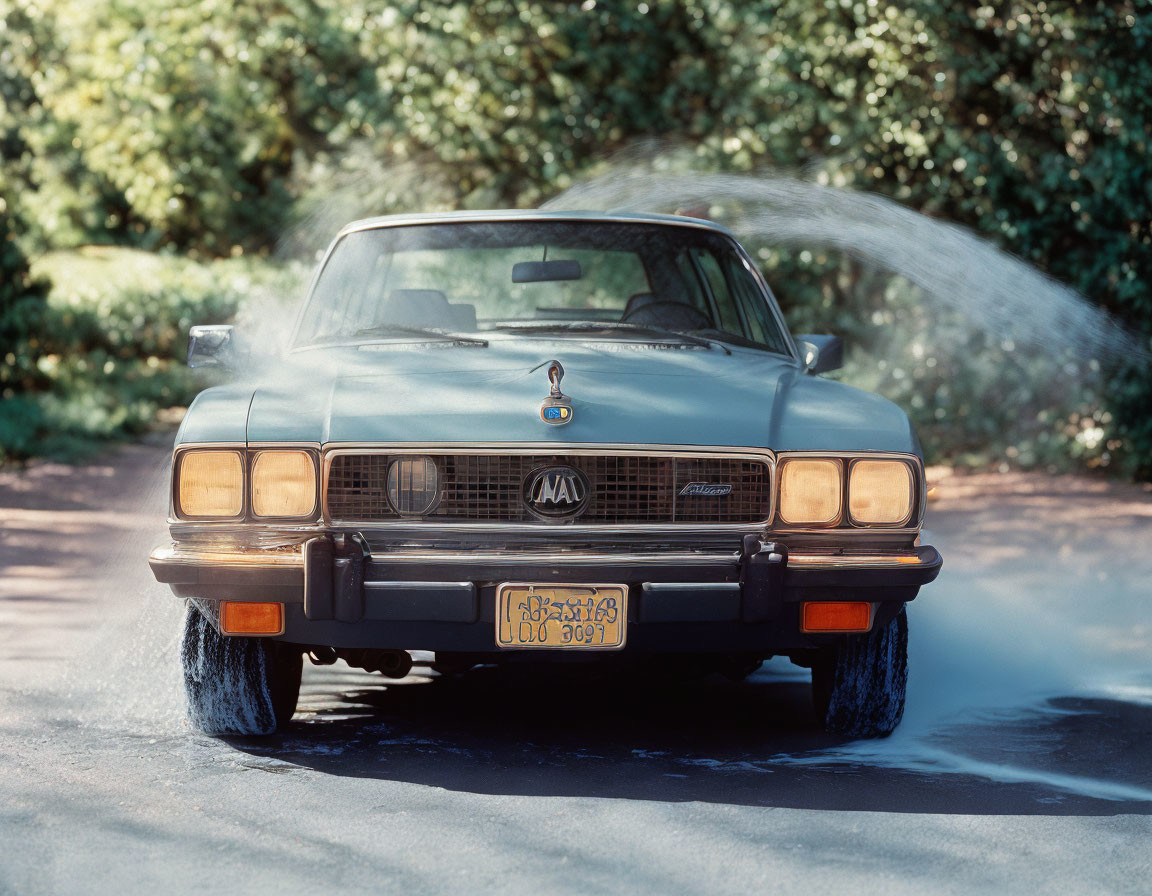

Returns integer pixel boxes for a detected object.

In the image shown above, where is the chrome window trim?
[322,442,777,533]
[728,241,801,363]
[336,211,734,237]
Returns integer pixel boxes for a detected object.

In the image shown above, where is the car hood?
[182,338,917,454]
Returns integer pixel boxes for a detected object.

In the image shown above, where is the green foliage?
[0,248,297,462]
[1,0,54,459]
[0,201,50,396]
[0,193,56,463]
[32,0,378,253]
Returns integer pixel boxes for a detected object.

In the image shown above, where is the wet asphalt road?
[1,441,1149,895]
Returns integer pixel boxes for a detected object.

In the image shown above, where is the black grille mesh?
[326,453,770,524]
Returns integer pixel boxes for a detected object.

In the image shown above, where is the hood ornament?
[539,360,573,425]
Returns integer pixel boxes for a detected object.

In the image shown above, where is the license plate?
[496,583,628,650]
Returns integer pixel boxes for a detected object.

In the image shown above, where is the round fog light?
[387,457,439,515]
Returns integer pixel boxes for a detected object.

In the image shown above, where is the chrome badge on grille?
[539,359,573,424]
[524,465,590,519]
[679,482,733,497]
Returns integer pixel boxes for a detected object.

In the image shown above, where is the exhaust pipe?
[377,650,413,679]
[337,648,414,678]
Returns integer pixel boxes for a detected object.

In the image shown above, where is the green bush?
[0,248,299,462]
[0,205,49,394]
[0,174,54,464]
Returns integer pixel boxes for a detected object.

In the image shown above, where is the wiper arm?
[346,325,488,347]
[639,326,733,356]
[494,321,732,354]
[492,321,620,333]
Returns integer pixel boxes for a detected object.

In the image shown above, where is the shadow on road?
[230,662,1152,817]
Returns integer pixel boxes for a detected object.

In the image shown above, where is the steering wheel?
[621,300,711,331]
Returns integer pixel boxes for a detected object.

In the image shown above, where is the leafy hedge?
[0,198,52,458]
[0,249,298,462]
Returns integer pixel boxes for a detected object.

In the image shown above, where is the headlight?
[778,458,842,525]
[849,459,914,525]
[387,456,439,515]
[251,450,317,518]
[177,450,244,518]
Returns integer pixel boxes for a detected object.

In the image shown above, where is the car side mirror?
[796,334,844,374]
[187,324,237,369]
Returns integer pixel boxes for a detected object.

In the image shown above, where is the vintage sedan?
[149,210,941,738]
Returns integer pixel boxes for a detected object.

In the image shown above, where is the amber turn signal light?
[801,601,872,633]
[220,601,283,636]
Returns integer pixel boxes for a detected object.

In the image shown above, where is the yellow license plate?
[496,583,628,650]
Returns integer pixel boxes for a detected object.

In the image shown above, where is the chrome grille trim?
[322,444,775,532]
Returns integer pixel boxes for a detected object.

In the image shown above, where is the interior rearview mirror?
[512,260,582,283]
[187,324,237,369]
[796,334,844,374]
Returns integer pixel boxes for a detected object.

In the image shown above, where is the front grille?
[326,452,771,525]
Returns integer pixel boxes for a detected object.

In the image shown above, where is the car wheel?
[181,603,302,736]
[811,606,908,738]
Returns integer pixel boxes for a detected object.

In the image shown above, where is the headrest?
[449,303,477,331]
[623,293,659,317]
[382,289,452,329]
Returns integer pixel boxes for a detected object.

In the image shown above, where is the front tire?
[812,606,908,738]
[181,603,302,736]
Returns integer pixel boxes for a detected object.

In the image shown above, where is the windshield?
[293,220,792,354]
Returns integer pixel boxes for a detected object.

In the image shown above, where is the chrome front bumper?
[150,535,941,651]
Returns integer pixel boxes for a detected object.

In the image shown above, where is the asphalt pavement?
[1,440,1149,895]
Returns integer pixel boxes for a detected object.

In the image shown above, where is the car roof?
[337,209,734,238]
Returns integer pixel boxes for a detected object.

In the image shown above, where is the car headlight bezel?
[777,457,844,527]
[847,458,916,527]
[250,449,319,520]
[173,445,322,522]
[775,453,923,529]
[174,448,246,520]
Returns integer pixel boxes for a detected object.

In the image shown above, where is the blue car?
[150,211,941,737]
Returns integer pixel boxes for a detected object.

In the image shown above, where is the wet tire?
[181,603,302,736]
[812,607,908,739]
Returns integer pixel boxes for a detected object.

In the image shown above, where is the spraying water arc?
[545,169,1149,370]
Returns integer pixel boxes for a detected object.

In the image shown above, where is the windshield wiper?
[343,325,488,347]
[627,324,733,356]
[494,321,731,355]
